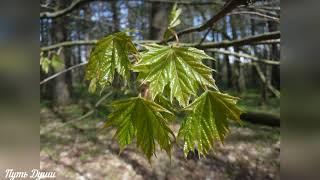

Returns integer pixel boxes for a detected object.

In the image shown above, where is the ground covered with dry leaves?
[40,105,279,180]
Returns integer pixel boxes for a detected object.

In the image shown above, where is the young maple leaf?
[133,44,217,107]
[178,90,243,157]
[85,32,137,93]
[104,97,175,161]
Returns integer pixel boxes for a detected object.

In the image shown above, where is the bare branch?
[245,7,279,17]
[253,62,280,98]
[41,32,279,53]
[40,40,162,52]
[191,31,280,49]
[40,62,88,85]
[145,0,224,6]
[39,32,279,86]
[256,6,280,11]
[228,11,280,23]
[40,40,97,51]
[208,49,280,65]
[251,39,280,45]
[197,27,213,45]
[40,0,96,18]
[165,0,248,42]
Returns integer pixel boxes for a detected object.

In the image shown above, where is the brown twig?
[164,0,248,42]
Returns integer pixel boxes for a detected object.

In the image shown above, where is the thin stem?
[169,29,179,45]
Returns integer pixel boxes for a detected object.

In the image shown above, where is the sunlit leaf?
[104,97,175,161]
[85,32,138,93]
[132,44,217,107]
[178,90,243,157]
[40,56,50,74]
[164,3,182,40]
[88,77,97,93]
[51,54,64,71]
[168,3,182,29]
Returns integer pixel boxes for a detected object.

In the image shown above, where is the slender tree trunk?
[268,20,280,90]
[250,18,259,89]
[261,45,271,104]
[230,16,239,92]
[111,0,119,32]
[212,31,221,83]
[53,17,70,106]
[230,16,246,93]
[150,2,169,40]
[223,17,232,89]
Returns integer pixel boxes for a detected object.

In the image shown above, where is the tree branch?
[251,39,280,45]
[253,62,280,98]
[40,40,98,51]
[41,32,279,52]
[40,0,96,18]
[40,62,88,85]
[192,31,280,49]
[228,11,280,23]
[166,0,248,42]
[246,7,279,17]
[145,0,224,6]
[208,49,280,65]
[39,32,279,86]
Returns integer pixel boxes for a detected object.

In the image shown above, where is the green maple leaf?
[168,3,182,29]
[40,56,50,74]
[178,90,243,157]
[51,54,64,71]
[164,3,182,40]
[85,32,138,93]
[132,44,217,107]
[104,97,175,161]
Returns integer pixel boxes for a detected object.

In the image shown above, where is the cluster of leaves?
[40,52,64,74]
[85,4,243,161]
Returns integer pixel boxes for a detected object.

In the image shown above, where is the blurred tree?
[52,0,71,106]
[149,2,169,40]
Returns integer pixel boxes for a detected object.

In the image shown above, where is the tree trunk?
[231,16,246,93]
[223,17,232,89]
[268,20,280,90]
[250,18,259,89]
[150,2,169,40]
[211,31,222,84]
[110,0,120,32]
[52,1,70,106]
